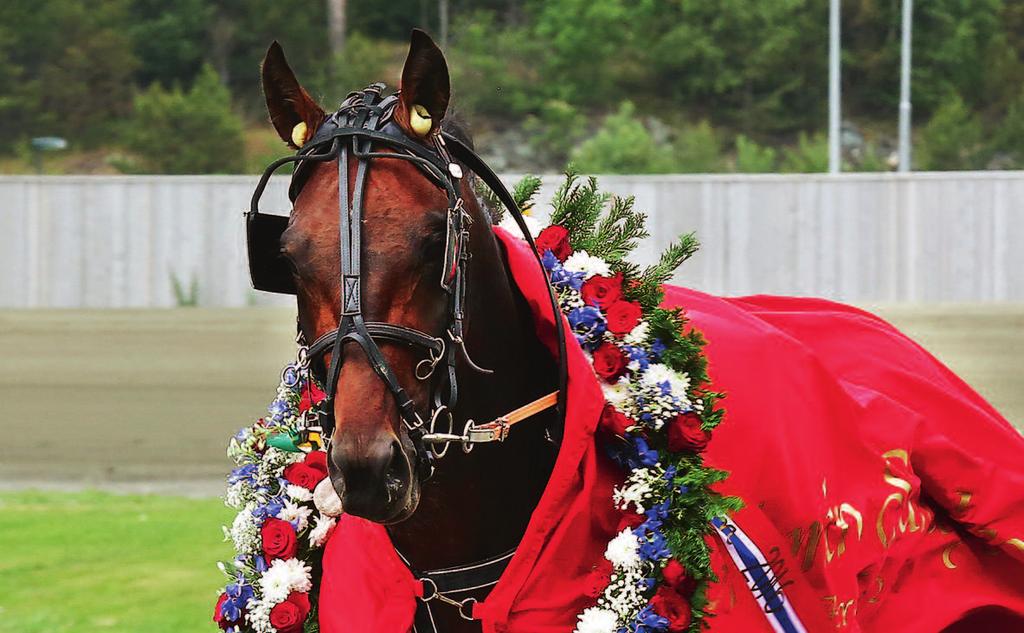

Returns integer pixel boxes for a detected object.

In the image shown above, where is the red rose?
[592,342,628,383]
[616,511,645,533]
[269,591,311,633]
[535,225,572,261]
[605,300,642,336]
[581,273,623,308]
[599,403,634,436]
[303,450,329,478]
[662,559,696,596]
[584,558,613,598]
[261,517,298,560]
[666,412,710,453]
[299,381,327,413]
[283,462,322,490]
[651,585,693,632]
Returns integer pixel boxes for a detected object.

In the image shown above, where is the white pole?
[828,0,841,173]
[898,0,913,172]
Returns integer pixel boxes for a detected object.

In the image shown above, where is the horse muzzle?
[328,431,420,524]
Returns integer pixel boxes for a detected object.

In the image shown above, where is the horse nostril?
[384,440,408,497]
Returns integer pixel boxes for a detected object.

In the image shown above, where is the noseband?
[247,84,567,478]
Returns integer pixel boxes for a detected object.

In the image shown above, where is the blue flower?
[541,250,559,271]
[268,398,290,423]
[663,465,677,482]
[567,306,607,349]
[638,529,671,562]
[233,427,251,442]
[623,345,650,371]
[220,581,254,620]
[633,605,670,632]
[632,436,660,467]
[650,338,667,358]
[551,265,585,291]
[251,498,284,522]
[228,464,257,485]
[254,555,268,573]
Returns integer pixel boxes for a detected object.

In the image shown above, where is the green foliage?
[128,0,212,88]
[918,94,988,170]
[1,0,1021,171]
[121,65,245,174]
[672,120,723,173]
[524,100,588,170]
[991,86,1024,167]
[0,0,137,150]
[850,143,890,172]
[572,102,673,174]
[448,11,544,118]
[733,135,777,173]
[780,132,829,173]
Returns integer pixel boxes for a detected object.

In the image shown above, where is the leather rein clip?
[420,391,559,453]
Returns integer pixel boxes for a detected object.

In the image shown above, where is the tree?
[121,65,245,173]
[917,94,987,171]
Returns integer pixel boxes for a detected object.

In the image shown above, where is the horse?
[257,30,560,632]
[250,29,1024,633]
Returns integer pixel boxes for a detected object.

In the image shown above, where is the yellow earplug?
[291,121,308,147]
[410,104,433,137]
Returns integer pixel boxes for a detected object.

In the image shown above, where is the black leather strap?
[399,548,516,632]
[443,134,569,444]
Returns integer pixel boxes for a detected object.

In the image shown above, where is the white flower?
[601,378,632,410]
[277,500,313,532]
[563,250,611,279]
[308,514,337,548]
[604,529,641,570]
[286,484,313,502]
[574,606,619,633]
[613,473,654,514]
[229,508,260,554]
[623,320,650,346]
[641,363,690,397]
[498,213,543,238]
[259,558,312,604]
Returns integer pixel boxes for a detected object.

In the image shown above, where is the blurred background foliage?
[1,0,1024,174]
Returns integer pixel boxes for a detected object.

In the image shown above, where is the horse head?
[260,30,476,524]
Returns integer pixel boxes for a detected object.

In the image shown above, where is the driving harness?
[246,84,568,628]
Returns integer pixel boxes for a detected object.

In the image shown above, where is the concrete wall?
[2,171,1023,307]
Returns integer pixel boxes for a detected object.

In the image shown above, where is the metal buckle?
[417,578,477,622]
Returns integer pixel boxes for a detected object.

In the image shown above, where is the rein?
[246,83,568,477]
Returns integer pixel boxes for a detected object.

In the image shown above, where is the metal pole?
[439,0,449,49]
[828,0,841,173]
[898,0,913,172]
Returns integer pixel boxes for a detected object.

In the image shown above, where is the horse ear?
[261,41,325,149]
[396,29,450,138]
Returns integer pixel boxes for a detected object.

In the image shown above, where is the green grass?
[0,491,233,633]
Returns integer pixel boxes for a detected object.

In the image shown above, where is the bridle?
[246,84,567,479]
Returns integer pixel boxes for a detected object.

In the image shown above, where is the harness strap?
[442,134,570,444]
[398,547,516,631]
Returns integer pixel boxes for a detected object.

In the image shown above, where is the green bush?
[571,102,672,174]
[672,120,723,173]
[917,93,988,170]
[524,99,587,169]
[733,135,777,172]
[120,65,245,174]
[780,132,829,173]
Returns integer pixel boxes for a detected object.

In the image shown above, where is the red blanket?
[319,229,1024,632]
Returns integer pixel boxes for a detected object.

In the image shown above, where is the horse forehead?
[293,157,447,228]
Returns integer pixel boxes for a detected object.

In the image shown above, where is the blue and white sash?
[711,516,808,633]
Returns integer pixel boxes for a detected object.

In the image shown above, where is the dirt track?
[0,307,1020,491]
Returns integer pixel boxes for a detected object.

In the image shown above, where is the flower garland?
[508,173,741,633]
[213,363,337,633]
[215,171,740,633]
